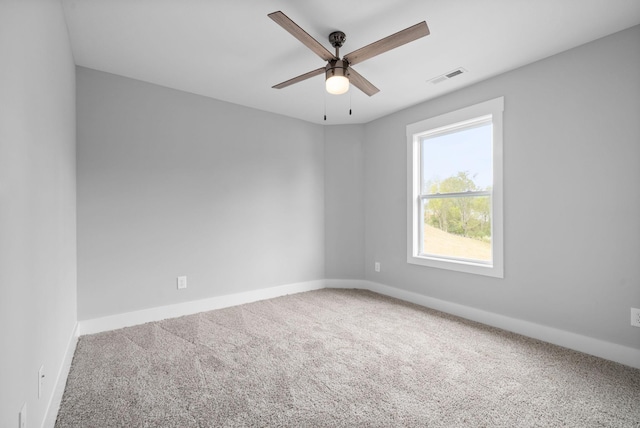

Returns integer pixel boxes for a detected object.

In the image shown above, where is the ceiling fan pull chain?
[349,91,352,116]
[324,91,327,121]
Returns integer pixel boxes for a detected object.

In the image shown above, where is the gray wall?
[77,68,325,320]
[325,125,365,279]
[363,25,640,349]
[77,26,640,352]
[0,0,77,426]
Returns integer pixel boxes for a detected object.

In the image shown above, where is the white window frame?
[406,97,504,278]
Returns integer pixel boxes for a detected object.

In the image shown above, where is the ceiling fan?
[268,11,430,96]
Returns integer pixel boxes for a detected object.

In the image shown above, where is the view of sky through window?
[421,122,492,193]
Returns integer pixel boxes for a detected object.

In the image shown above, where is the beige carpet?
[56,289,640,427]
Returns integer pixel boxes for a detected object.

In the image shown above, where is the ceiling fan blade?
[268,11,336,62]
[348,68,380,97]
[272,67,325,89]
[344,21,430,66]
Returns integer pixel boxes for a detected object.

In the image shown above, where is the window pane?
[421,196,492,262]
[421,122,492,195]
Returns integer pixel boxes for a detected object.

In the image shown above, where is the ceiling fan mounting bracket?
[328,31,346,49]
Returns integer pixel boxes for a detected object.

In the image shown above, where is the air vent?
[428,68,467,85]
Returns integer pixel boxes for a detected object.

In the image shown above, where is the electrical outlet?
[177,276,187,290]
[38,365,44,399]
[631,308,640,327]
[19,402,26,428]
[374,262,381,272]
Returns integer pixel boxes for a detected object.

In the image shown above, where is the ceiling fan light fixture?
[325,60,349,95]
[326,75,349,94]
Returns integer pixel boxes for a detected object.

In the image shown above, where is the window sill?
[407,254,504,278]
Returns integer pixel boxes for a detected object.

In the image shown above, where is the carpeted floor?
[56,289,640,427]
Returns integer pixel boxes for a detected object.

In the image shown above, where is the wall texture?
[76,68,325,320]
[0,0,77,426]
[363,25,640,350]
[325,125,365,279]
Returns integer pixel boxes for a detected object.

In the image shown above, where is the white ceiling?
[61,0,640,125]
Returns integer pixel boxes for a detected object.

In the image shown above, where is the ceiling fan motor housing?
[326,59,349,79]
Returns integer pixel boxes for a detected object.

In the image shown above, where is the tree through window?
[421,119,492,261]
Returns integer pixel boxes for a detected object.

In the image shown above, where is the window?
[407,97,504,278]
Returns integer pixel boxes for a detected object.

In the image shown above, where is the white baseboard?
[327,279,640,370]
[42,322,78,428]
[78,280,326,335]
[76,278,640,369]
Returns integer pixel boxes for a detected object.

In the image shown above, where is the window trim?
[406,97,504,278]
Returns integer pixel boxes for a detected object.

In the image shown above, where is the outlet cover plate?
[631,308,640,327]
[177,276,187,290]
[19,402,26,428]
[38,365,44,398]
